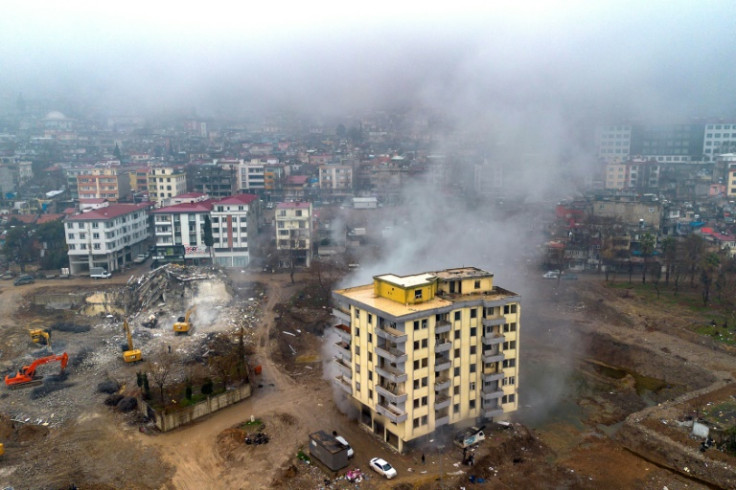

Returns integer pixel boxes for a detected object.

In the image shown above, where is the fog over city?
[2,1,735,120]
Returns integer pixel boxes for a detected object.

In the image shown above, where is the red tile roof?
[11,214,38,224]
[36,213,65,224]
[153,200,214,214]
[215,194,258,205]
[66,202,151,221]
[276,202,311,209]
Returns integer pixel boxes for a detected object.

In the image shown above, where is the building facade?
[152,194,259,267]
[332,267,521,452]
[211,194,258,267]
[147,167,187,203]
[275,201,312,267]
[65,202,151,275]
[74,167,132,202]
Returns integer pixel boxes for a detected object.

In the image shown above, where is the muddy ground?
[0,268,735,488]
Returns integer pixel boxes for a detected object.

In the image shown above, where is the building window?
[454,311,461,321]
[454,348,460,358]
[502,359,516,368]
[469,400,476,410]
[503,376,516,386]
[470,309,477,319]
[414,289,423,299]
[454,330,460,340]
[453,367,460,377]
[414,321,420,331]
[474,280,480,289]
[503,323,517,333]
[368,333,372,343]
[470,327,477,337]
[367,313,372,324]
[453,385,460,395]
[470,346,477,355]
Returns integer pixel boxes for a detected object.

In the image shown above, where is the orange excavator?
[5,352,69,389]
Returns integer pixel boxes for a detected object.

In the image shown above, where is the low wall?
[141,383,252,432]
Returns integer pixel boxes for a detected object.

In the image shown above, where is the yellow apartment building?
[332,267,520,452]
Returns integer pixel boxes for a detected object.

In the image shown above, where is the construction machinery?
[122,319,142,363]
[173,305,196,334]
[29,329,51,349]
[5,352,69,388]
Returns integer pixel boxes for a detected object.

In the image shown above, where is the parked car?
[334,435,354,458]
[542,271,560,279]
[133,253,148,264]
[0,272,14,280]
[13,274,35,286]
[369,457,397,479]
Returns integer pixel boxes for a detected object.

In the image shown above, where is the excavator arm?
[5,352,69,387]
[122,320,142,363]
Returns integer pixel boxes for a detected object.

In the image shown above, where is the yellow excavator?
[122,319,142,363]
[29,329,51,349]
[173,305,196,334]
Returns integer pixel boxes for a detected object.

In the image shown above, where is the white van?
[90,267,112,279]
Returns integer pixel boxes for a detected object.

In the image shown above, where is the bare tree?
[148,348,178,406]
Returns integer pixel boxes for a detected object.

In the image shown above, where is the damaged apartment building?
[332,267,520,452]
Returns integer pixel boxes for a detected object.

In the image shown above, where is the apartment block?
[318,164,353,195]
[332,267,521,452]
[65,202,151,275]
[75,167,131,201]
[147,167,187,203]
[152,193,259,267]
[275,202,312,267]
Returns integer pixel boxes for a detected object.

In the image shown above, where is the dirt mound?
[97,380,121,394]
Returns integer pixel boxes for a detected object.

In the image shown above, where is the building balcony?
[376,384,408,404]
[482,315,505,327]
[336,341,351,362]
[376,325,407,343]
[435,415,450,427]
[334,324,351,343]
[334,375,352,394]
[482,333,504,346]
[483,390,504,402]
[482,353,505,364]
[376,402,408,423]
[375,346,407,363]
[376,364,407,383]
[434,393,451,410]
[483,408,505,419]
[434,376,451,392]
[435,320,451,334]
[334,356,352,376]
[434,339,452,353]
[434,355,451,372]
[482,372,504,383]
[332,308,351,325]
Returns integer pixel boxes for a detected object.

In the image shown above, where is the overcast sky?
[1,1,735,119]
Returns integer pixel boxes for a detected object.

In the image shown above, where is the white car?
[370,457,397,479]
[334,435,354,458]
[543,271,560,279]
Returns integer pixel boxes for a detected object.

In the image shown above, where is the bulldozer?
[122,319,142,363]
[5,352,69,388]
[29,329,51,348]
[173,305,196,334]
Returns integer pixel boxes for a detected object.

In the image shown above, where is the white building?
[275,202,313,267]
[65,202,151,275]
[595,125,632,161]
[147,167,187,204]
[704,123,736,160]
[152,193,259,267]
[211,194,259,267]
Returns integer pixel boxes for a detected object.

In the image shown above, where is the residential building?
[152,200,214,264]
[275,202,312,267]
[147,167,187,203]
[604,159,660,191]
[76,167,131,202]
[65,202,151,275]
[210,194,259,267]
[319,164,353,197]
[332,267,521,452]
[703,123,736,159]
[152,193,259,267]
[186,162,237,198]
[595,125,632,160]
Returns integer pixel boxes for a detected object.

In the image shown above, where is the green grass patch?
[694,324,736,346]
[240,418,263,429]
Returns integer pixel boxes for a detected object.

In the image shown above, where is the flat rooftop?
[375,273,436,288]
[434,267,492,280]
[336,284,452,317]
